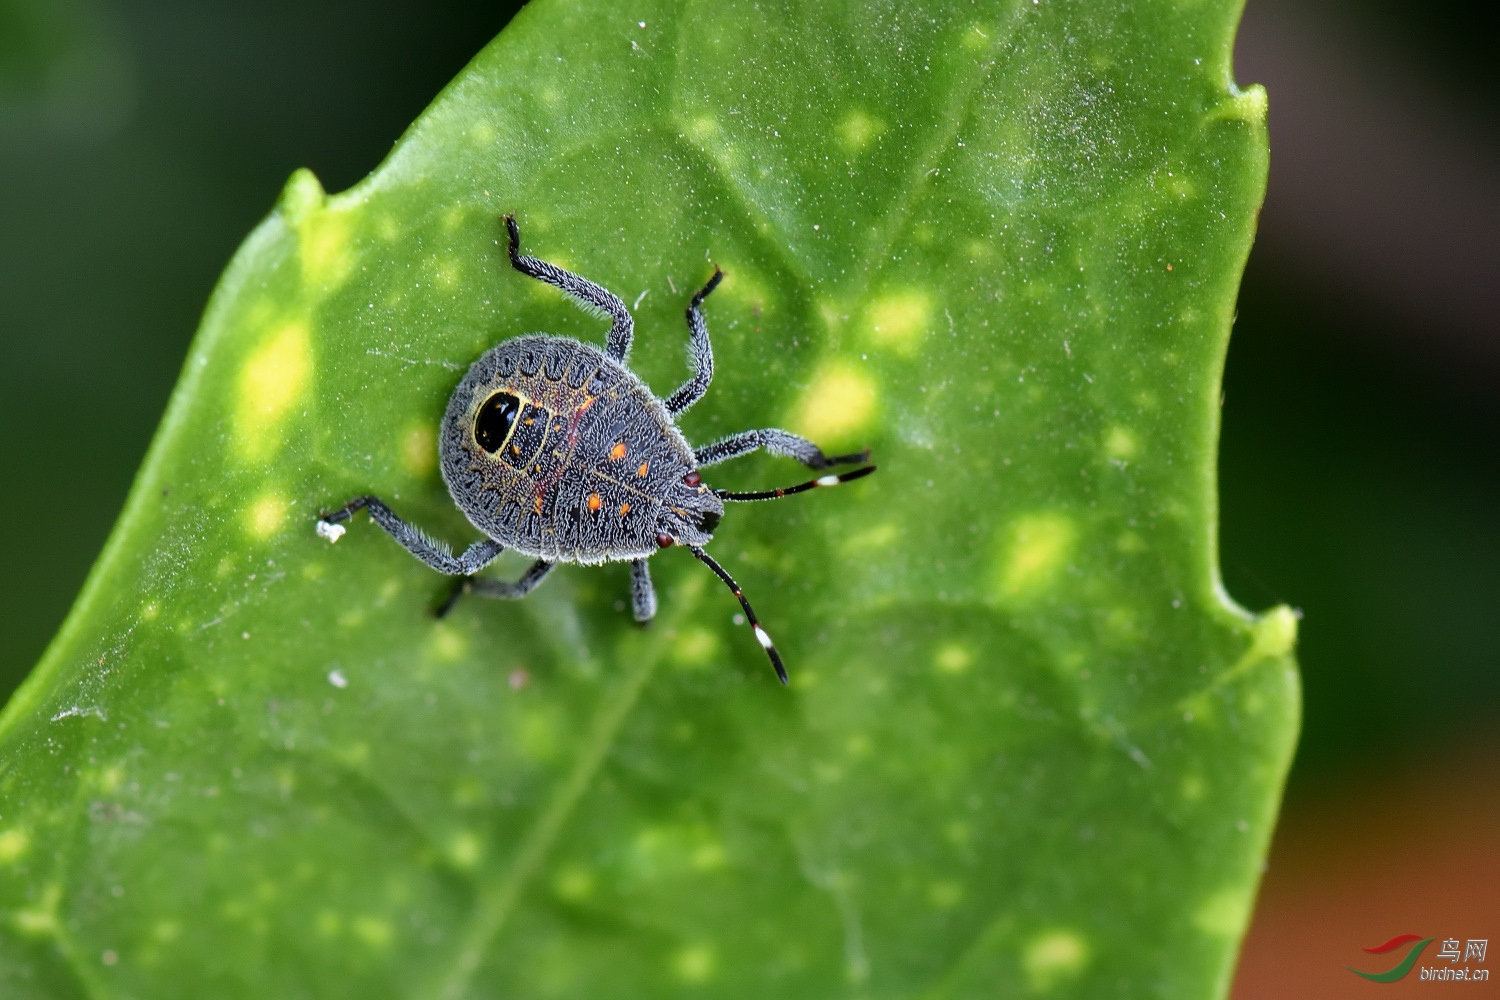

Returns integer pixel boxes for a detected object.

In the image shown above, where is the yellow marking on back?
[610,442,628,460]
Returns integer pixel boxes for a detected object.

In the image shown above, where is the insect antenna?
[685,545,789,685]
[714,464,876,503]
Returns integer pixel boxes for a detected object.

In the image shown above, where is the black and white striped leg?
[693,427,870,471]
[504,214,635,361]
[664,267,723,416]
[435,559,554,619]
[715,464,877,503]
[685,545,788,685]
[629,558,657,623]
[317,496,503,575]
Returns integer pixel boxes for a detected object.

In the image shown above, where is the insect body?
[318,216,875,683]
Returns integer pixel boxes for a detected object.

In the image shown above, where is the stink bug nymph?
[317,216,875,684]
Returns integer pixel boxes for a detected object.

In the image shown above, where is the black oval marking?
[475,392,522,453]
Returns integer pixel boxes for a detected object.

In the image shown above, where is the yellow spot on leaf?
[673,944,716,984]
[687,116,720,144]
[298,210,353,288]
[671,627,720,669]
[927,880,964,908]
[1023,930,1090,992]
[402,424,436,478]
[553,864,595,901]
[837,110,885,152]
[235,321,312,462]
[470,121,496,146]
[427,625,466,663]
[352,915,393,949]
[0,828,28,864]
[1103,426,1138,461]
[247,494,287,539]
[13,883,61,936]
[448,831,482,871]
[864,290,930,353]
[1195,888,1250,937]
[996,513,1076,598]
[934,642,974,675]
[792,363,876,441]
[692,841,727,871]
[840,521,897,556]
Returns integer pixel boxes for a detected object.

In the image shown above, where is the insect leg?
[435,558,554,618]
[664,267,723,416]
[629,558,658,623]
[685,545,787,685]
[693,428,870,470]
[715,464,876,502]
[504,214,634,361]
[318,496,502,575]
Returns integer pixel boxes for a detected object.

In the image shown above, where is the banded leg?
[685,545,787,685]
[629,558,658,623]
[664,267,723,416]
[504,214,635,361]
[318,496,502,575]
[436,559,555,619]
[715,464,876,502]
[694,428,870,471]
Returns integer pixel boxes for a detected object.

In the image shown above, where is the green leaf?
[0,0,1298,997]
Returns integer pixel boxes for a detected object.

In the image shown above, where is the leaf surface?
[0,1,1297,997]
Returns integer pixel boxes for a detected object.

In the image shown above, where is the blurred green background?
[1,0,1495,986]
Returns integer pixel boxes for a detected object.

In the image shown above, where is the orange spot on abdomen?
[588,493,601,512]
[610,442,627,461]
[637,462,649,477]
